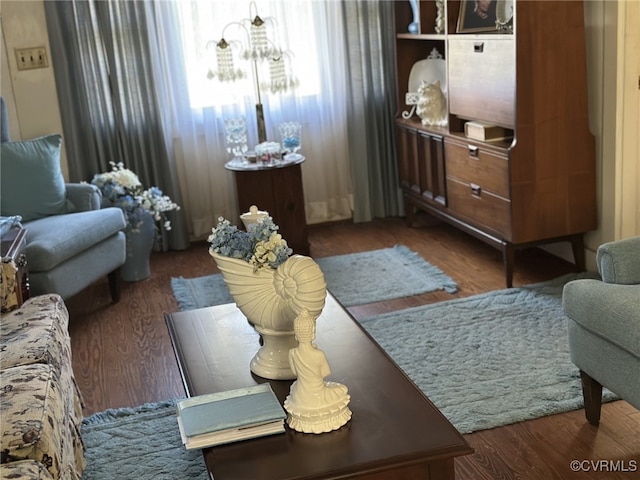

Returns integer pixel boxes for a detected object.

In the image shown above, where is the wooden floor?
[65,216,639,480]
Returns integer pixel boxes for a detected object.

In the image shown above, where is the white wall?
[582,0,640,265]
[1,1,638,262]
[0,0,68,178]
[614,0,640,240]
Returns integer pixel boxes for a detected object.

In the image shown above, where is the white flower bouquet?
[91,162,180,231]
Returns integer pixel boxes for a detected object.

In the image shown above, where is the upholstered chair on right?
[563,236,640,425]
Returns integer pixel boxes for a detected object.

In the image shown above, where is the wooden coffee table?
[165,293,472,480]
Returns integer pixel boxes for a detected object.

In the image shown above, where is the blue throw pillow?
[1,134,73,222]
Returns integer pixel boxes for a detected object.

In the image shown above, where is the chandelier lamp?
[207,2,299,144]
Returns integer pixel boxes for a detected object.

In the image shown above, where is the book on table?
[176,383,287,449]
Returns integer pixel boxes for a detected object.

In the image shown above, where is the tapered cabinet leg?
[502,242,515,288]
[404,197,416,227]
[580,370,603,425]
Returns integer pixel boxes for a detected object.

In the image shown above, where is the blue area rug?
[171,245,458,309]
[359,272,618,434]
[81,400,207,480]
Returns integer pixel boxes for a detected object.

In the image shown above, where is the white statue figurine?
[284,309,352,434]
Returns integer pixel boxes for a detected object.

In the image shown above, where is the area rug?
[81,400,207,480]
[359,272,617,434]
[171,245,458,309]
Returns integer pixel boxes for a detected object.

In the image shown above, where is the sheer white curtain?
[154,0,353,240]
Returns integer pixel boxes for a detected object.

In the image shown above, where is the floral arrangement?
[208,216,292,271]
[91,162,180,231]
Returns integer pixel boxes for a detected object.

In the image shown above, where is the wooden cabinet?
[393,0,596,286]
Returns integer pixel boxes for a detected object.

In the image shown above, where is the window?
[176,0,322,109]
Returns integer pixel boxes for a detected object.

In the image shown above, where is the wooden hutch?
[393,0,597,286]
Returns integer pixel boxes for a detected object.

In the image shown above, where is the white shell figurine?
[212,252,327,380]
[415,80,448,127]
[284,308,352,434]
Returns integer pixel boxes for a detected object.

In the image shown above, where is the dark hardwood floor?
[65,215,639,480]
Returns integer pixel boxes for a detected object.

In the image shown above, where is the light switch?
[15,47,49,71]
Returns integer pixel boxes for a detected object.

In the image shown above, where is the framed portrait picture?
[457,0,499,33]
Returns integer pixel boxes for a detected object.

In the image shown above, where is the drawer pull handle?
[468,145,479,158]
[473,42,485,53]
[470,183,482,197]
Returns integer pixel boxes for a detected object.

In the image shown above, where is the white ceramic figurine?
[416,80,448,127]
[284,309,352,434]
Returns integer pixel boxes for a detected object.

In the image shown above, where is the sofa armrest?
[596,236,640,285]
[66,183,101,212]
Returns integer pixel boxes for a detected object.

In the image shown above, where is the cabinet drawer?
[448,37,515,127]
[445,139,510,199]
[446,177,511,238]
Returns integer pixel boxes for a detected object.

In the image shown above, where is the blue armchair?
[562,236,640,424]
[1,97,126,301]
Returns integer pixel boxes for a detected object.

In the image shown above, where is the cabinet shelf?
[397,33,446,41]
[395,116,514,150]
[395,116,448,135]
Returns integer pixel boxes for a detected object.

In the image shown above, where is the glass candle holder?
[224,117,248,163]
[255,141,282,165]
[279,122,302,157]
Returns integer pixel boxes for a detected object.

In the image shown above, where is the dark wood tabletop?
[165,293,473,480]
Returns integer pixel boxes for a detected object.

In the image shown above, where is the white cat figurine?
[416,80,448,127]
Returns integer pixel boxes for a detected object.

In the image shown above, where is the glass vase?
[224,117,248,164]
[278,122,302,160]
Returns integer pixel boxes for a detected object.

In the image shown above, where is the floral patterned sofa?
[0,294,85,479]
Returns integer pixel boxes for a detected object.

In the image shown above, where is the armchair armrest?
[596,236,640,285]
[66,183,101,212]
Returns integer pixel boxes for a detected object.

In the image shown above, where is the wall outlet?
[15,47,49,71]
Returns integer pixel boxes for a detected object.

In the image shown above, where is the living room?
[1,1,638,480]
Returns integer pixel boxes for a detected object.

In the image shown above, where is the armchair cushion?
[24,208,126,272]
[596,236,640,285]
[0,135,74,222]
